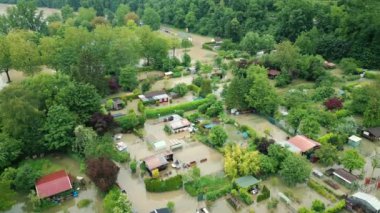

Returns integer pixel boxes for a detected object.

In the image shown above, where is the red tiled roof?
[144,155,168,171]
[35,170,72,198]
[288,135,320,153]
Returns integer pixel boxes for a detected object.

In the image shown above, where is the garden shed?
[234,176,261,189]
[153,140,167,151]
[348,135,362,147]
[333,168,359,188]
[35,170,73,199]
[288,135,320,155]
[362,127,380,141]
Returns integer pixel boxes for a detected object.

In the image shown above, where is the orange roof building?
[288,135,320,153]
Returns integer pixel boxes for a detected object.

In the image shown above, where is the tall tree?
[142,8,161,30]
[299,116,320,139]
[279,154,311,186]
[240,32,275,55]
[225,77,252,110]
[86,157,120,192]
[246,65,279,116]
[209,126,228,147]
[315,143,338,166]
[6,30,40,76]
[0,133,21,169]
[43,105,77,151]
[0,36,11,82]
[119,66,138,91]
[341,149,365,173]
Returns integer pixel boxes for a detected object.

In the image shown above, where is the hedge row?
[307,179,337,202]
[257,185,270,202]
[325,200,346,213]
[187,84,201,94]
[144,175,183,192]
[205,185,231,201]
[202,42,214,51]
[145,96,212,119]
[239,188,253,205]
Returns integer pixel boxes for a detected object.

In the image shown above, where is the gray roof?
[367,127,380,137]
[235,176,261,188]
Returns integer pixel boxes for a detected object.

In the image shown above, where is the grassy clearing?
[77,199,92,208]
[18,158,62,176]
[184,175,231,200]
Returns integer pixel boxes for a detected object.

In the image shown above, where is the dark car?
[150,208,170,213]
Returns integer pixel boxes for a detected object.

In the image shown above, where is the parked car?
[196,208,210,213]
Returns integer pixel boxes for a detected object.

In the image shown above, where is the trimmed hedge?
[205,185,231,201]
[144,175,183,192]
[324,200,345,213]
[307,179,337,202]
[257,185,270,202]
[239,188,253,205]
[187,84,201,94]
[145,96,213,118]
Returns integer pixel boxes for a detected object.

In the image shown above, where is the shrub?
[187,84,200,94]
[206,101,224,117]
[116,112,145,132]
[205,185,231,201]
[239,188,253,205]
[307,179,336,202]
[172,83,189,97]
[144,175,183,192]
[311,199,325,212]
[312,86,335,101]
[167,201,175,212]
[77,199,92,208]
[267,198,279,209]
[137,101,145,112]
[257,185,270,202]
[324,200,345,213]
[129,160,137,173]
[88,113,117,135]
[105,99,114,111]
[340,58,359,75]
[145,97,211,118]
[202,42,213,50]
[86,157,120,192]
[164,125,172,135]
[324,98,343,110]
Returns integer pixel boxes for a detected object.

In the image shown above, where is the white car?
[114,134,122,140]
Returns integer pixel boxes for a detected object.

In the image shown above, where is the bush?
[205,185,231,201]
[77,199,92,208]
[206,101,224,117]
[324,98,343,110]
[324,200,345,213]
[239,188,253,205]
[172,83,189,97]
[129,160,137,173]
[340,58,359,75]
[312,86,335,101]
[164,125,172,135]
[86,157,120,192]
[311,199,325,212]
[257,185,270,202]
[116,112,145,132]
[267,198,279,209]
[137,101,145,112]
[144,175,183,192]
[145,96,212,118]
[307,179,336,202]
[187,84,200,94]
[105,99,114,111]
[202,42,213,50]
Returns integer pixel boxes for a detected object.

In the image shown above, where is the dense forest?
[0,0,379,69]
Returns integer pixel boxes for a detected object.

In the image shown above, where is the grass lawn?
[184,175,231,199]
[18,158,63,176]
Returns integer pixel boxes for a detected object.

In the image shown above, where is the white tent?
[153,140,167,151]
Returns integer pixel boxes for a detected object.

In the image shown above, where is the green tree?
[270,41,301,77]
[363,98,380,127]
[73,125,97,155]
[1,0,46,33]
[119,66,138,91]
[103,187,132,213]
[246,65,279,116]
[240,32,275,55]
[299,116,320,139]
[0,36,12,82]
[0,181,16,211]
[294,27,320,55]
[279,154,311,186]
[61,4,74,21]
[206,101,224,117]
[138,27,168,68]
[56,83,101,121]
[339,58,359,75]
[287,107,307,134]
[7,30,40,75]
[114,4,129,26]
[209,126,228,147]
[315,143,338,166]
[0,133,22,169]
[199,79,212,98]
[142,8,161,30]
[311,199,325,212]
[225,77,252,110]
[43,105,77,151]
[172,83,188,97]
[185,11,196,29]
[182,53,191,67]
[341,149,365,173]
[14,166,40,192]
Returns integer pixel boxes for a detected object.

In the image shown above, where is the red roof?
[35,170,72,198]
[268,69,280,76]
[288,135,320,153]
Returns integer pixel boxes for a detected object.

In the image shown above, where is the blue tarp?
[204,123,217,129]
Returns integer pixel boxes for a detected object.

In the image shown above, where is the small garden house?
[267,69,280,79]
[347,192,380,213]
[362,127,380,141]
[288,135,320,156]
[35,170,73,199]
[332,168,359,188]
[234,175,261,190]
[169,118,191,133]
[348,135,362,147]
[139,91,170,103]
